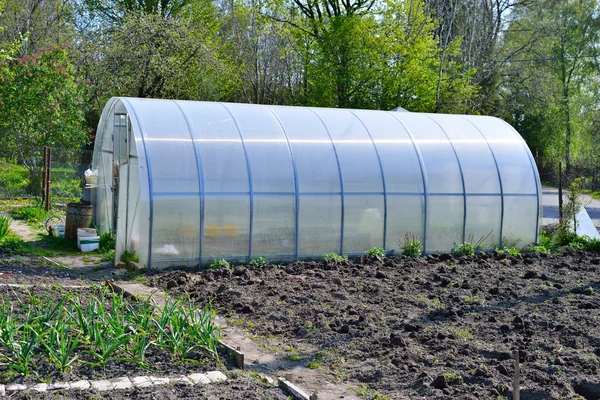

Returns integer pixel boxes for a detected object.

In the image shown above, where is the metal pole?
[45,148,52,212]
[558,162,563,223]
[513,350,520,400]
[42,147,47,208]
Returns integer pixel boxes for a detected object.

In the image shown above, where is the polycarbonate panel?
[429,115,500,194]
[226,105,294,193]
[386,195,424,253]
[398,113,462,194]
[354,111,424,193]
[272,107,340,193]
[298,195,341,255]
[465,196,501,249]
[503,195,538,247]
[175,101,249,193]
[252,195,295,256]
[151,196,200,263]
[468,116,536,195]
[203,195,250,259]
[312,109,383,193]
[343,195,384,253]
[427,196,463,252]
[132,100,199,194]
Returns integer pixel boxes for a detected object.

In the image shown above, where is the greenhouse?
[92,97,542,269]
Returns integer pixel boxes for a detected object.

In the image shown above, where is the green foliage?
[0,163,28,198]
[495,247,520,256]
[10,206,49,224]
[99,232,116,253]
[249,256,267,268]
[101,250,115,262]
[0,214,10,240]
[398,233,423,258]
[0,237,31,254]
[209,259,231,270]
[0,47,88,195]
[50,179,82,203]
[0,286,220,376]
[365,247,385,259]
[120,250,139,264]
[453,242,475,257]
[322,252,348,263]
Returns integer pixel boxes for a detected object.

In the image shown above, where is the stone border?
[0,371,226,395]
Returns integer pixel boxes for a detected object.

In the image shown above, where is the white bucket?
[77,228,97,249]
[52,224,65,238]
[80,235,100,252]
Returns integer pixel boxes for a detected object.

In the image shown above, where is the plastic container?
[51,224,65,238]
[80,235,100,252]
[77,228,98,249]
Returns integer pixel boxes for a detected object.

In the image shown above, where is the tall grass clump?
[0,214,10,240]
[398,233,423,258]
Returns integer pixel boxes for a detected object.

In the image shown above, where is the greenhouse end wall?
[92,97,542,269]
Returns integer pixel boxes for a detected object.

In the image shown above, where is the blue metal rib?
[425,115,468,245]
[388,113,429,254]
[348,110,387,250]
[308,109,345,255]
[461,116,505,248]
[172,101,205,267]
[220,104,254,262]
[267,108,300,261]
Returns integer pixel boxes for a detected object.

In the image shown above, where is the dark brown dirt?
[150,250,600,400]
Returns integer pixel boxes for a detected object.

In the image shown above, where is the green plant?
[398,233,423,258]
[41,325,80,373]
[99,232,116,253]
[0,214,10,240]
[209,259,231,270]
[365,247,385,258]
[0,237,32,254]
[450,327,473,340]
[249,256,268,268]
[442,372,462,385]
[50,178,82,203]
[121,250,139,264]
[323,252,348,263]
[495,246,520,256]
[101,249,115,262]
[453,242,475,256]
[10,206,49,224]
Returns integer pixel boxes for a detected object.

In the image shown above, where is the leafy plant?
[99,232,116,253]
[0,214,10,240]
[121,250,139,264]
[453,242,475,256]
[209,259,231,270]
[365,247,385,258]
[398,233,423,258]
[249,256,268,268]
[495,246,520,256]
[323,252,348,263]
[0,237,31,254]
[10,206,49,224]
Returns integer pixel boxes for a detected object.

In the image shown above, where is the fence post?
[45,147,52,212]
[42,147,47,208]
[558,161,563,223]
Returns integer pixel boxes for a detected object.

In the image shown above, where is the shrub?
[10,206,49,223]
[0,214,10,240]
[495,246,520,256]
[0,237,31,254]
[323,252,348,263]
[453,242,475,256]
[249,256,267,268]
[209,259,231,270]
[99,233,116,253]
[398,233,423,258]
[365,247,385,259]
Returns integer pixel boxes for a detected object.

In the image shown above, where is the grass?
[0,286,220,378]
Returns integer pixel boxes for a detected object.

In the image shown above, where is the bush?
[10,206,50,223]
[99,233,116,253]
[249,256,267,268]
[323,252,348,263]
[453,242,475,256]
[0,214,10,240]
[210,259,231,270]
[365,247,385,258]
[495,246,520,256]
[398,233,423,258]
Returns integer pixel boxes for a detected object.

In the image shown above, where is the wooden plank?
[278,377,311,400]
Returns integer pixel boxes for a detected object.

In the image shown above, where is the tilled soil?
[151,250,600,400]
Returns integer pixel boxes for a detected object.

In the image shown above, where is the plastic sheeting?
[92,98,542,269]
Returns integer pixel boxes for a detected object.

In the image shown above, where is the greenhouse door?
[113,113,130,248]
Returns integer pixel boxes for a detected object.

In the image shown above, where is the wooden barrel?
[65,203,94,241]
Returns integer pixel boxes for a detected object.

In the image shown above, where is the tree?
[0,46,88,194]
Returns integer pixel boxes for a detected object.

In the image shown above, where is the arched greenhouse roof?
[92,97,542,269]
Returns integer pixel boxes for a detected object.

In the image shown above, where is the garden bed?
[152,250,600,399]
